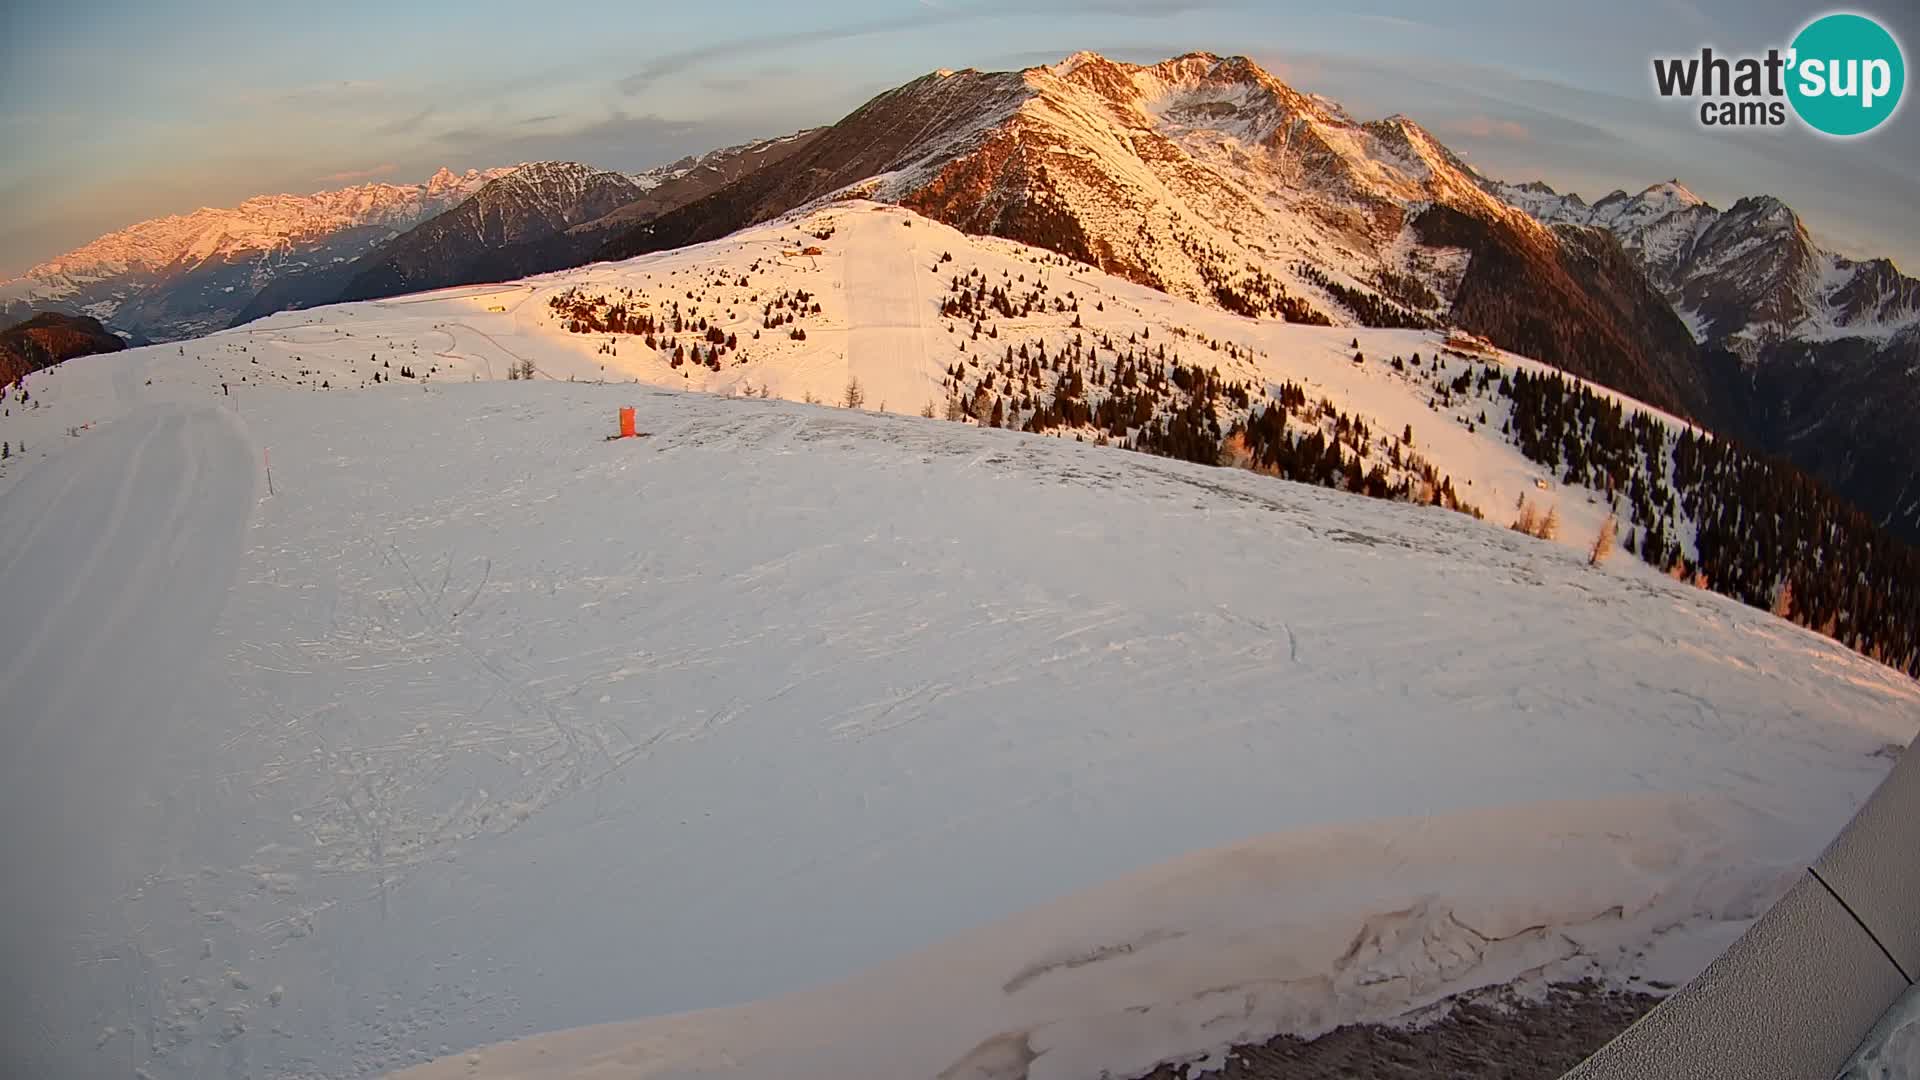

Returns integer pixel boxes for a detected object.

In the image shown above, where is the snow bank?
[1842,985,1920,1080]
[392,794,1807,1080]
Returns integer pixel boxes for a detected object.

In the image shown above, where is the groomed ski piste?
[1,203,1915,1080]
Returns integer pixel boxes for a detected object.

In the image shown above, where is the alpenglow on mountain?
[228,131,824,325]
[602,51,1715,426]
[0,167,516,342]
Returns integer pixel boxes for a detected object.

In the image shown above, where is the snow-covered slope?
[0,167,514,342]
[390,796,1857,1080]
[3,202,1916,1080]
[0,202,1758,570]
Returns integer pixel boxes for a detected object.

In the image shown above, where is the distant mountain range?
[262,161,650,313]
[7,52,1917,540]
[0,134,823,344]
[0,168,513,341]
[234,131,822,323]
[1484,177,1920,540]
[1485,177,1920,352]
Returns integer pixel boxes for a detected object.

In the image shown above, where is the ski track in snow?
[0,207,1915,1079]
[0,396,255,1079]
[845,214,937,412]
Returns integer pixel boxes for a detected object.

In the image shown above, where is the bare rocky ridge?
[448,130,829,295]
[586,129,825,235]
[598,66,1034,255]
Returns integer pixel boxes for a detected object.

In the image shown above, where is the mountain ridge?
[232,132,827,323]
[601,50,1718,425]
[0,167,515,341]
[333,162,647,303]
[1480,176,1920,350]
[0,311,127,388]
[1484,173,1920,540]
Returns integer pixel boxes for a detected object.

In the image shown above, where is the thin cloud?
[373,107,436,137]
[617,1,1234,95]
[425,108,740,173]
[315,163,399,184]
[699,66,796,95]
[1350,13,1425,31]
[1660,0,1712,33]
[1450,114,1531,141]
[266,80,389,107]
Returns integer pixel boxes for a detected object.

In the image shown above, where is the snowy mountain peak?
[1639,179,1705,209]
[1048,50,1110,77]
[477,161,629,206]
[424,166,464,197]
[1486,172,1919,350]
[1727,193,1797,228]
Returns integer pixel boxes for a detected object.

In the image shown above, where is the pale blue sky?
[2,0,1915,275]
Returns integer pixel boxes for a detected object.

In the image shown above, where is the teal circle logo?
[1787,13,1905,136]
